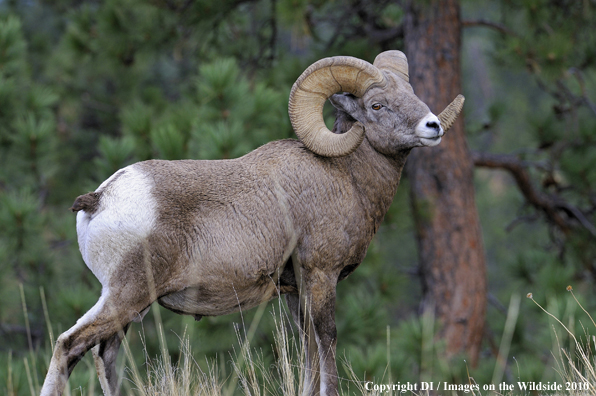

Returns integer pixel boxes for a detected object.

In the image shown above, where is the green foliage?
[498,0,596,80]
[0,15,27,77]
[94,135,137,181]
[484,0,596,277]
[1,0,596,394]
[0,188,43,255]
[188,58,286,159]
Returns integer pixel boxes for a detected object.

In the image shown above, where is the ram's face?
[288,50,463,158]
[329,73,443,156]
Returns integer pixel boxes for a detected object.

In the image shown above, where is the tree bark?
[403,0,486,365]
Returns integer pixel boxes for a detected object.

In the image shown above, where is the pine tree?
[470,1,596,287]
[0,14,60,333]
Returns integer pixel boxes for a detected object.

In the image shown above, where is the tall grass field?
[4,285,596,396]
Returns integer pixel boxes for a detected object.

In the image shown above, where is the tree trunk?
[403,0,486,365]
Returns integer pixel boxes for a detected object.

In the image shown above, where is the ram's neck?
[345,138,410,232]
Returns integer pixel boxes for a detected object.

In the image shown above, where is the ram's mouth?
[419,135,442,147]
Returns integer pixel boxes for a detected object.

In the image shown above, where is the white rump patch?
[76,165,157,286]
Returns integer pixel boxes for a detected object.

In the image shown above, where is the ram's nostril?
[426,121,440,131]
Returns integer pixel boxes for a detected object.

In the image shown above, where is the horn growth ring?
[438,94,465,131]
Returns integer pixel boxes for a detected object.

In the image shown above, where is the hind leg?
[92,305,149,396]
[92,323,130,396]
[41,292,150,396]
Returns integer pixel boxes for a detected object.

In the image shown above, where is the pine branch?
[324,0,403,52]
[472,151,596,238]
[462,19,517,36]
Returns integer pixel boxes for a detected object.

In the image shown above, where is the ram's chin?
[419,136,442,147]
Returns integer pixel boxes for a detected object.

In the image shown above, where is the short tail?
[70,191,102,214]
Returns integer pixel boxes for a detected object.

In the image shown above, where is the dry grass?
[525,287,596,396]
[122,301,312,396]
[9,285,596,396]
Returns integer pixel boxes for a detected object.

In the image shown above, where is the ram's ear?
[329,93,362,119]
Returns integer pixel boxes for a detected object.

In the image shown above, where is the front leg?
[284,293,320,396]
[289,256,339,396]
[303,268,338,396]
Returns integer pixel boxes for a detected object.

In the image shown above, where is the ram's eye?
[372,103,383,110]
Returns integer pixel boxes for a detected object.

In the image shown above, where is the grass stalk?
[567,286,596,329]
[528,288,596,394]
[7,351,14,396]
[23,357,35,396]
[40,287,54,352]
[420,303,435,384]
[224,301,268,396]
[491,293,520,386]
[121,332,145,395]
[20,284,40,394]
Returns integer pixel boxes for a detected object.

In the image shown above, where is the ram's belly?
[158,278,280,317]
[154,226,297,317]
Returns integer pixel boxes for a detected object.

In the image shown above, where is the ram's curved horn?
[288,56,386,157]
[438,94,465,131]
[373,50,409,82]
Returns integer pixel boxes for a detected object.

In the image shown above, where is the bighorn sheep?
[41,50,464,396]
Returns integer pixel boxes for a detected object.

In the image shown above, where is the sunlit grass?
[526,287,596,396]
[8,284,596,396]
[109,299,393,396]
[123,301,311,396]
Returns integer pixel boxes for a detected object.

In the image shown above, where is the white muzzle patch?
[415,113,444,147]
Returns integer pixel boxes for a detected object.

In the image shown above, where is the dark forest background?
[1,0,596,394]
